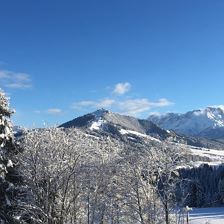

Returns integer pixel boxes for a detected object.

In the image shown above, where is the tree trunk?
[165,201,169,224]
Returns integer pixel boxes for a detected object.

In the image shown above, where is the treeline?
[178,164,224,208]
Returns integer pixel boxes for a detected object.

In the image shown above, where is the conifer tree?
[0,89,17,222]
[0,89,40,224]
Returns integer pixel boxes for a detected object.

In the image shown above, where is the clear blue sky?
[0,0,224,127]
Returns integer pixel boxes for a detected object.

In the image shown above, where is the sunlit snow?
[190,207,224,224]
[89,119,105,130]
[119,129,161,142]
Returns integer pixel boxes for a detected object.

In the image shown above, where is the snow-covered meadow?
[190,207,224,224]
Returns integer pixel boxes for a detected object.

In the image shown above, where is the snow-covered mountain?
[59,109,175,141]
[59,109,224,149]
[148,106,224,139]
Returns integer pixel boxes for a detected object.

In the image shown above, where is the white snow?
[89,119,105,130]
[0,133,5,138]
[190,207,224,224]
[190,147,224,161]
[119,129,146,137]
[193,161,224,167]
[119,129,161,142]
[14,216,21,220]
[149,107,224,136]
[170,141,224,168]
[84,133,100,140]
[7,159,13,167]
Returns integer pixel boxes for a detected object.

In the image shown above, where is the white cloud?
[149,98,174,107]
[34,109,63,115]
[117,98,173,116]
[73,99,115,110]
[0,71,9,78]
[72,81,173,117]
[47,108,62,115]
[0,70,32,89]
[6,82,31,89]
[117,98,151,116]
[113,82,131,95]
[72,98,173,117]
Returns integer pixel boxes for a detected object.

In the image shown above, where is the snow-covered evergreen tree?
[0,89,40,224]
[0,89,17,222]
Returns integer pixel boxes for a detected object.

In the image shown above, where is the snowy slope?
[188,147,224,166]
[190,207,224,224]
[148,106,224,138]
[119,128,161,142]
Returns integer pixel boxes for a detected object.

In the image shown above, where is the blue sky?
[0,0,224,127]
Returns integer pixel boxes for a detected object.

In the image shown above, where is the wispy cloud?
[0,70,32,89]
[72,98,173,117]
[47,108,62,115]
[118,98,173,116]
[72,81,174,117]
[113,82,131,95]
[149,98,173,107]
[73,99,115,110]
[117,98,151,115]
[34,108,63,115]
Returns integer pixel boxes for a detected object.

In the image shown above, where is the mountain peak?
[59,109,174,141]
[92,108,110,117]
[148,106,224,138]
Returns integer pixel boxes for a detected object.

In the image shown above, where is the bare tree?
[19,125,186,224]
[20,128,88,223]
[152,145,185,224]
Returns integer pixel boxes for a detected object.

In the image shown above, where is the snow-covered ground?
[190,147,224,166]
[170,141,224,168]
[119,128,161,142]
[89,119,106,130]
[190,147,224,159]
[189,207,224,224]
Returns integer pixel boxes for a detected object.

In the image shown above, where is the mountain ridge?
[59,109,224,149]
[59,109,172,140]
[148,106,224,139]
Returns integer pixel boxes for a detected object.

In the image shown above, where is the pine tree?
[0,89,40,224]
[0,89,17,222]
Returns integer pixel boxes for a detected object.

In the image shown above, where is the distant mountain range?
[148,106,224,140]
[59,108,224,149]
